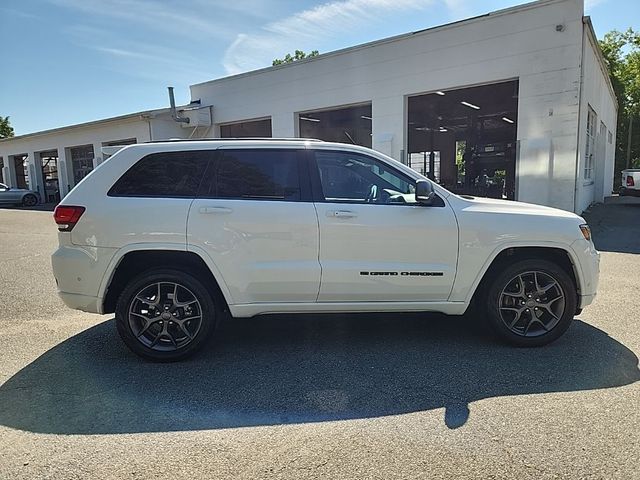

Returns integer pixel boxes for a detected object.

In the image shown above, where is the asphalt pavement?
[0,201,639,479]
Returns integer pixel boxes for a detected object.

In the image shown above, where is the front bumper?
[570,238,600,309]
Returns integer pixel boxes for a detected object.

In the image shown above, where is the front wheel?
[115,269,218,361]
[22,194,38,207]
[485,259,577,347]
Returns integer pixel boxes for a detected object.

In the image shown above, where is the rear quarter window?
[108,151,210,198]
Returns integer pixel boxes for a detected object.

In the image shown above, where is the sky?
[0,0,638,135]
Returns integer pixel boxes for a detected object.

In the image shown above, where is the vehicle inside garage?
[407,80,518,200]
[299,104,372,147]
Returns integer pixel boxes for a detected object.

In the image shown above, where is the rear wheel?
[485,259,577,347]
[22,194,37,207]
[115,269,218,361]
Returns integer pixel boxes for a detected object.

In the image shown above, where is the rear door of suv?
[187,146,321,305]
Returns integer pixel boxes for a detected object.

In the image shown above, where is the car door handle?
[199,206,233,214]
[328,210,358,218]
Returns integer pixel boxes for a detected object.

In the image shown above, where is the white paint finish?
[445,194,592,302]
[52,140,600,324]
[316,202,458,302]
[228,301,469,318]
[60,145,192,250]
[57,147,70,197]
[188,199,321,303]
[575,20,618,213]
[51,243,117,298]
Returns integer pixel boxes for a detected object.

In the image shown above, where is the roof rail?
[146,137,324,143]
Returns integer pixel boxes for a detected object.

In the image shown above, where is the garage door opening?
[299,104,372,147]
[39,149,60,204]
[14,155,29,189]
[220,118,272,138]
[407,80,518,200]
[69,145,95,186]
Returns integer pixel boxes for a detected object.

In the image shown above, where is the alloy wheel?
[498,270,566,337]
[128,281,203,351]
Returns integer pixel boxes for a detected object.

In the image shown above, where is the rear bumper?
[51,243,116,315]
[58,292,102,314]
[620,187,640,197]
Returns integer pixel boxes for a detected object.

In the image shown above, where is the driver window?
[314,151,416,204]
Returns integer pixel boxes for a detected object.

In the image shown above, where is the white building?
[0,0,616,213]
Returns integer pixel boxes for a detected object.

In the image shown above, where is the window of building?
[220,118,272,138]
[109,151,210,197]
[407,80,518,200]
[409,151,441,182]
[314,151,415,204]
[0,157,4,184]
[584,106,597,181]
[608,130,613,144]
[69,145,95,185]
[202,149,301,201]
[299,104,372,147]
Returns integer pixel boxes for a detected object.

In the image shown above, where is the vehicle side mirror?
[415,180,436,205]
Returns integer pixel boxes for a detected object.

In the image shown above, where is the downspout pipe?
[168,87,190,124]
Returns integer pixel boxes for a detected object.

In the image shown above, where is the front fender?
[451,241,584,305]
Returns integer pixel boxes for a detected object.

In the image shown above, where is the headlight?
[579,224,592,242]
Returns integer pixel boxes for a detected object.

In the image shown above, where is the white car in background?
[620,169,640,197]
[51,139,600,361]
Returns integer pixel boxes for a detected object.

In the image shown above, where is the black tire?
[22,194,38,207]
[485,259,577,347]
[115,268,218,361]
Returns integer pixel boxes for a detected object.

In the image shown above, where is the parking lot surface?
[0,201,639,479]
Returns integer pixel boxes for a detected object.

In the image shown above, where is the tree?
[0,116,14,139]
[600,29,640,173]
[273,50,319,66]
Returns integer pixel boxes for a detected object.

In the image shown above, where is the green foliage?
[599,29,640,170]
[0,116,14,139]
[272,50,319,66]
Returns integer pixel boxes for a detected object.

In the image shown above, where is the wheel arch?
[468,246,581,309]
[101,247,231,315]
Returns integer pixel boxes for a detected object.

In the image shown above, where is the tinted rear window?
[200,149,301,201]
[109,151,210,198]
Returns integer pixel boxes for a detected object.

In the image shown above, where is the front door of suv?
[311,149,458,302]
[187,147,320,304]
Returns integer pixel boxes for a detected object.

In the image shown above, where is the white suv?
[52,139,600,361]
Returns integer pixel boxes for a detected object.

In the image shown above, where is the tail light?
[627,176,635,187]
[54,206,86,232]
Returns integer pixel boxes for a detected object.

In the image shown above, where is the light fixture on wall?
[439,127,448,132]
[435,91,446,96]
[502,117,515,124]
[461,101,480,110]
[361,115,372,120]
[300,116,320,122]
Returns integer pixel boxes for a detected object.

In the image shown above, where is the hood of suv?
[455,195,581,220]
